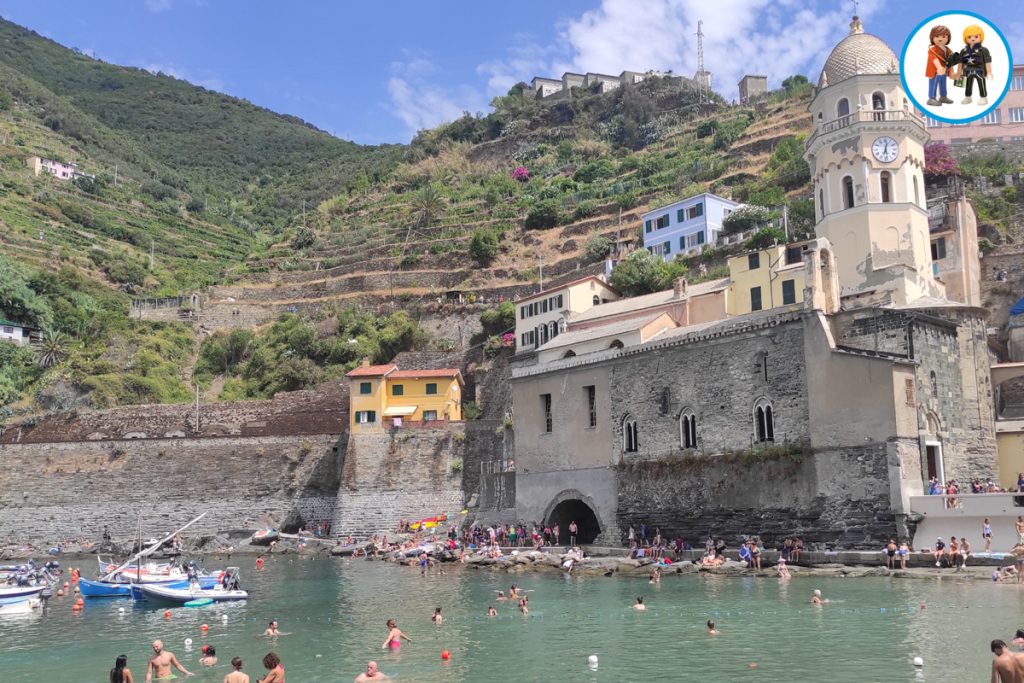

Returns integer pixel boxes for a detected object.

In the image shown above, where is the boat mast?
[100,513,207,582]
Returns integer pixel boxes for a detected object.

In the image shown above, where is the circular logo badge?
[900,10,1013,124]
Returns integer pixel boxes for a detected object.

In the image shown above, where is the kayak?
[184,598,214,607]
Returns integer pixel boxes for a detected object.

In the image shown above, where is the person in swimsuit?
[199,646,217,667]
[110,654,134,683]
[256,653,284,683]
[224,658,249,683]
[146,640,193,682]
[776,558,790,579]
[633,596,646,611]
[990,639,1024,683]
[486,606,497,617]
[382,619,411,650]
[885,539,897,569]
[354,661,388,682]
[496,591,506,602]
[898,542,909,570]
[519,598,529,615]
[509,585,521,600]
[810,589,827,605]
[984,518,993,552]
[707,619,719,635]
[1016,517,1024,546]
[264,621,280,637]
[431,608,442,625]
[419,552,429,576]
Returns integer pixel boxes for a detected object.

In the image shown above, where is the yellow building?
[726,242,808,316]
[345,361,464,430]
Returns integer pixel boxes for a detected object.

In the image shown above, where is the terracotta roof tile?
[345,364,397,377]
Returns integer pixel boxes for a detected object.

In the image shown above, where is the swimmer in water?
[199,646,218,667]
[707,619,719,635]
[146,640,193,682]
[509,584,521,600]
[776,558,791,579]
[382,619,411,650]
[633,596,647,611]
[650,567,661,584]
[487,606,497,617]
[256,653,284,683]
[263,620,289,637]
[354,660,388,682]
[496,591,507,602]
[431,607,442,625]
[811,589,828,605]
[224,657,249,683]
[110,654,134,683]
[518,599,529,615]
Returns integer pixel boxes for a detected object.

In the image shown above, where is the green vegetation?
[609,249,688,296]
[469,229,500,265]
[193,310,429,400]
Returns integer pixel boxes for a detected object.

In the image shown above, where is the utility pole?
[782,204,789,241]
[695,20,709,105]
[193,382,200,434]
[538,255,543,292]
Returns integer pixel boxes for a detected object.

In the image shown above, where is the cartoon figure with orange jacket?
[925,25,953,106]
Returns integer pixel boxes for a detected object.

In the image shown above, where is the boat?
[251,529,279,546]
[0,585,45,605]
[0,597,41,615]
[79,575,219,598]
[132,583,247,604]
[98,558,173,577]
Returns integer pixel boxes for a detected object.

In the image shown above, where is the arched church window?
[679,409,697,449]
[872,92,885,120]
[622,415,639,453]
[842,176,855,210]
[753,397,775,443]
[837,98,850,118]
[880,171,892,203]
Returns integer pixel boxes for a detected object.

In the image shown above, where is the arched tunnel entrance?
[547,498,601,545]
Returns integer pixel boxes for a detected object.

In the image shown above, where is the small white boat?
[135,583,248,604]
[0,597,41,615]
[0,585,45,605]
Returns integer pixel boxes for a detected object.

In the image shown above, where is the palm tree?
[36,329,69,369]
[411,185,446,229]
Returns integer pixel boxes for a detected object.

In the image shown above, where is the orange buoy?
[201,645,209,654]
[56,589,65,597]
[441,650,451,660]
[164,610,172,618]
[75,598,84,607]
[72,604,82,611]
[63,582,69,589]
[200,624,209,631]
[748,663,758,669]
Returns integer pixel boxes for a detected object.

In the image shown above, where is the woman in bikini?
[382,619,411,650]
[257,652,284,683]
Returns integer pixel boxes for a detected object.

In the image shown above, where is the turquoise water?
[2,556,1024,682]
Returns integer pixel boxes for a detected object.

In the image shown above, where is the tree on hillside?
[469,229,500,265]
[412,184,447,229]
[35,329,69,369]
[610,249,687,296]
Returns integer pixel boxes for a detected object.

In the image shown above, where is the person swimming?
[811,589,828,605]
[431,607,442,625]
[633,596,647,611]
[496,591,507,602]
[518,599,529,615]
[382,619,411,650]
[486,606,497,617]
[707,619,719,635]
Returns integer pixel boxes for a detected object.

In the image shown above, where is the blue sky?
[0,0,1020,145]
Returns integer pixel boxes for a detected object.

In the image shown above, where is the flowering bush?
[924,142,959,179]
[501,332,515,347]
[511,166,530,182]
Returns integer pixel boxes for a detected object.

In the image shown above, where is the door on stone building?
[925,441,944,483]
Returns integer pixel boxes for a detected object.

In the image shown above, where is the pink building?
[920,64,1024,144]
[26,156,81,180]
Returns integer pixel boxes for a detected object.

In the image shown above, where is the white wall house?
[640,192,741,261]
[0,319,31,346]
[514,276,620,354]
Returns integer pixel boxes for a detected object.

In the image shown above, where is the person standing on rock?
[569,521,578,547]
[552,524,560,547]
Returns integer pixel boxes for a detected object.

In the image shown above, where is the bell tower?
[804,16,943,305]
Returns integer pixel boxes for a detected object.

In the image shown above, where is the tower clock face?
[871,136,899,163]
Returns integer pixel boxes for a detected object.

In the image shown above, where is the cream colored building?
[726,243,807,316]
[804,16,942,306]
[514,276,619,354]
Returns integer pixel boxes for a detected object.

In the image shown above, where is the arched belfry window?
[837,98,850,117]
[842,176,855,210]
[753,397,775,443]
[880,171,892,203]
[679,409,697,449]
[623,415,639,453]
[872,92,885,120]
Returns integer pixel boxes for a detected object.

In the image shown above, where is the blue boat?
[80,576,218,598]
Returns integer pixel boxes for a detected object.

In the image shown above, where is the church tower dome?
[803,15,943,306]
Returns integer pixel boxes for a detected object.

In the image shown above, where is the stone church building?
[505,16,996,547]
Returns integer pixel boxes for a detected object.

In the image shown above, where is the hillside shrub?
[573,200,599,220]
[722,204,773,234]
[583,234,612,262]
[524,200,561,230]
[479,301,515,337]
[469,229,500,265]
[744,227,787,250]
[573,159,616,184]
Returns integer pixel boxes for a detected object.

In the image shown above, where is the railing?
[807,109,924,148]
[909,493,1024,515]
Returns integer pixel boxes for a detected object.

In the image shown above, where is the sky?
[0,0,1020,146]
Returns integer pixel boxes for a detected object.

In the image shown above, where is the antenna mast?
[695,20,709,104]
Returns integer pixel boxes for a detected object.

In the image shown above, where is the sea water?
[1,556,1022,682]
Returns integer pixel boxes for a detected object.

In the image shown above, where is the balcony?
[807,109,924,150]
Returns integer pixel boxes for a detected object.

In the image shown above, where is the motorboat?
[79,575,219,598]
[0,597,41,615]
[132,583,247,604]
[0,585,45,605]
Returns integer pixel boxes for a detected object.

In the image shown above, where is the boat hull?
[133,583,248,604]
[80,576,218,597]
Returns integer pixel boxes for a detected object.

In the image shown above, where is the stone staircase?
[330,487,464,538]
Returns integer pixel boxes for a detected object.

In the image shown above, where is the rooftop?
[641,191,740,217]
[818,16,898,88]
[345,364,397,378]
[536,313,671,352]
[514,275,618,305]
[569,277,731,325]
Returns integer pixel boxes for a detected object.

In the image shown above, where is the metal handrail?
[806,109,924,148]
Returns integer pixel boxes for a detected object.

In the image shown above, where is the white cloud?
[387,57,488,135]
[140,62,225,91]
[144,0,173,12]
[477,37,563,94]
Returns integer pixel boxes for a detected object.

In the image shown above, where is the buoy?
[201,645,209,654]
[919,602,926,609]
[441,650,451,660]
[118,607,125,614]
[913,657,924,668]
[74,586,80,594]
[221,614,228,621]
[184,638,193,647]
[164,610,172,618]
[71,604,82,611]
[587,655,599,665]
[315,654,322,658]
[56,589,64,597]
[75,598,84,606]
[201,624,209,631]
[749,663,759,669]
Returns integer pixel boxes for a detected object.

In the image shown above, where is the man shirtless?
[146,640,193,682]
[990,640,1024,683]
[224,657,249,683]
[354,660,388,682]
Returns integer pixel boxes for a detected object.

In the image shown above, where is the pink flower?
[511,166,530,182]
[924,142,959,179]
